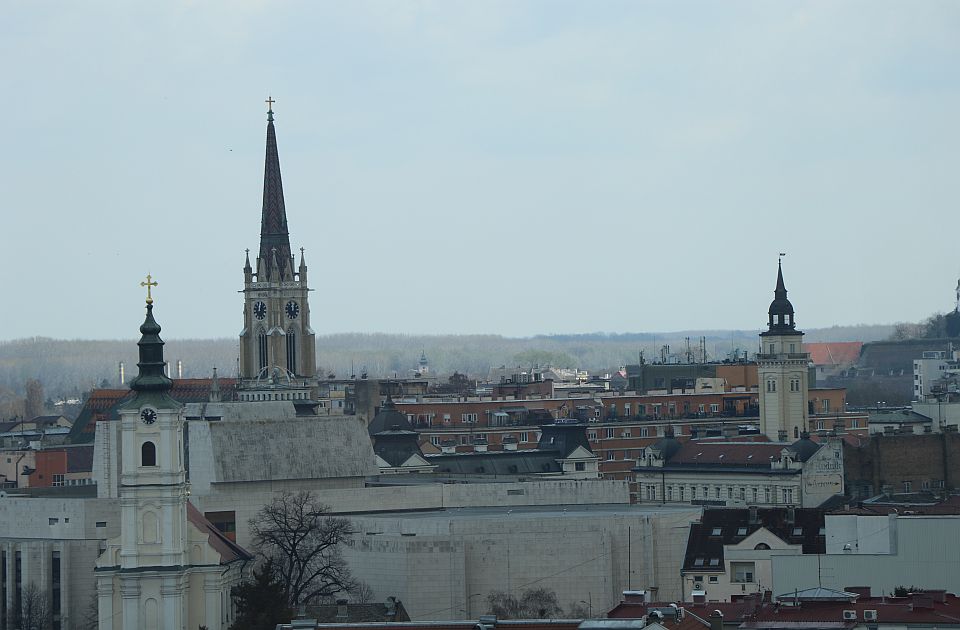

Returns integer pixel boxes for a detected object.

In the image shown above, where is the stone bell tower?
[757,260,810,441]
[239,98,316,381]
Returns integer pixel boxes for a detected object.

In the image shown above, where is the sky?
[1,1,958,340]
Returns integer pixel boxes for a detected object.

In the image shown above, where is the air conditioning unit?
[864,610,878,621]
[843,611,857,621]
[693,583,704,591]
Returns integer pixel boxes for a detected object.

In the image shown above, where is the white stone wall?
[634,470,804,508]
[0,496,118,630]
[191,478,630,550]
[341,506,700,621]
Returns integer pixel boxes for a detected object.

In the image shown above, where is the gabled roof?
[681,507,825,572]
[68,379,239,444]
[185,501,253,564]
[804,343,863,367]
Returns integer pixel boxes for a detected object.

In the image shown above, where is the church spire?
[129,277,173,395]
[259,96,291,280]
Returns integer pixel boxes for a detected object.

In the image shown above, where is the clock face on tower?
[140,408,157,425]
[253,301,267,320]
[285,300,300,319]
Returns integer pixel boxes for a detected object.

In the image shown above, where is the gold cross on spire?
[265,95,275,111]
[140,274,158,305]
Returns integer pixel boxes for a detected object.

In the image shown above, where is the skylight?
[711,527,722,536]
[737,527,748,536]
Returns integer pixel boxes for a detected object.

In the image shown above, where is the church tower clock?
[239,98,317,381]
[757,260,810,441]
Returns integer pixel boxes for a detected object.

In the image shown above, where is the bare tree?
[19,582,51,630]
[249,490,356,607]
[486,588,563,619]
[24,379,44,420]
[351,581,375,604]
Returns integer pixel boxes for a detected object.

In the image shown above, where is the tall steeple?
[259,96,291,281]
[762,259,800,336]
[239,99,317,381]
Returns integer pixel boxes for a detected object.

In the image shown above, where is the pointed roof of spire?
[259,100,291,280]
[124,302,178,409]
[775,260,787,299]
[762,259,801,336]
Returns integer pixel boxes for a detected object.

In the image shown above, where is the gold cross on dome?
[140,274,158,305]
[265,96,275,111]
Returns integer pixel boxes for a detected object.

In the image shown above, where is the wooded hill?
[0,324,894,401]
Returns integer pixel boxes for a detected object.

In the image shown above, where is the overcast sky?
[1,2,958,340]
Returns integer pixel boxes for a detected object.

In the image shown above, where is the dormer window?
[737,527,748,536]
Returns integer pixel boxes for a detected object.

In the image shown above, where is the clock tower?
[96,286,251,630]
[757,260,810,441]
[239,100,317,381]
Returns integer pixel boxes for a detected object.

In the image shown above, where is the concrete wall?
[0,496,118,630]
[341,505,700,621]
[773,515,960,596]
[191,478,631,550]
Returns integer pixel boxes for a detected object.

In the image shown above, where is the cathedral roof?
[258,103,292,280]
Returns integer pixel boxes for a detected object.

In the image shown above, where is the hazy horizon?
[3,2,958,341]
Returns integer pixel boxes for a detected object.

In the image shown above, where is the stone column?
[119,576,140,630]
[160,575,183,630]
[96,575,115,630]
[58,543,68,630]
[4,543,14,629]
[204,572,223,630]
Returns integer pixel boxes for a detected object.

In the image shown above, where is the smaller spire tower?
[757,260,810,441]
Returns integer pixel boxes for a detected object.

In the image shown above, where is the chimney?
[336,598,349,621]
[786,505,796,525]
[846,587,871,599]
[709,610,724,630]
[502,436,519,451]
[910,593,934,610]
[385,597,398,621]
[441,440,457,454]
[623,590,647,604]
[693,592,707,605]
[474,439,488,453]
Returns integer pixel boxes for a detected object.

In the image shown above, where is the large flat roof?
[346,502,701,521]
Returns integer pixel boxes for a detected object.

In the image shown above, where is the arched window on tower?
[141,441,157,467]
[257,328,268,373]
[794,426,800,439]
[286,327,297,375]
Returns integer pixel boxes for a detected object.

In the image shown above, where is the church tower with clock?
[96,284,250,629]
[239,99,317,381]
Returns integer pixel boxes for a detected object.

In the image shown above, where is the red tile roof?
[804,343,862,367]
[669,442,787,467]
[746,595,960,626]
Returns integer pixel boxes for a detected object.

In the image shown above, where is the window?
[461,413,478,424]
[737,527,748,536]
[715,487,721,499]
[698,404,705,413]
[638,405,646,416]
[767,379,776,393]
[667,486,673,501]
[710,404,719,413]
[709,576,718,584]
[754,543,770,550]
[606,428,615,439]
[782,488,793,504]
[520,432,529,443]
[691,486,698,499]
[607,451,615,460]
[822,399,831,413]
[141,441,157,467]
[789,343,796,353]
[575,462,586,471]
[816,420,824,431]
[731,562,755,583]
[52,474,65,487]
[727,487,733,499]
[709,558,720,567]
[257,329,268,372]
[693,557,704,567]
[922,480,931,490]
[739,487,746,501]
[624,404,631,416]
[430,436,441,446]
[710,527,723,536]
[752,488,759,503]
[640,427,648,437]
[769,343,775,354]
[286,327,297,374]
[903,481,912,493]
[679,486,685,501]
